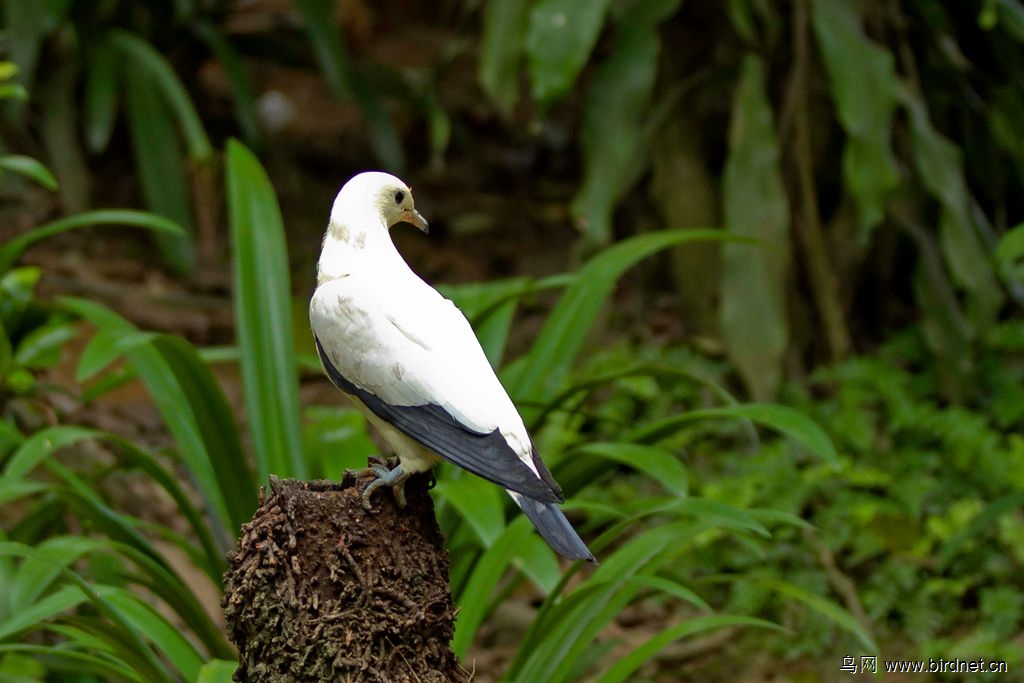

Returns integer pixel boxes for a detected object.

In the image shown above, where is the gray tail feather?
[508,490,596,563]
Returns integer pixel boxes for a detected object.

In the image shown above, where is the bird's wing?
[310,275,562,503]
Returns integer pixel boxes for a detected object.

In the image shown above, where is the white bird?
[309,172,595,562]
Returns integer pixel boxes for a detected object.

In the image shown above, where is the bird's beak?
[403,209,429,233]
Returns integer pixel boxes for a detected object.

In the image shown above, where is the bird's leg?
[353,461,411,510]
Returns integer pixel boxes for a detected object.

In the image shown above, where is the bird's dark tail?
[508,491,596,563]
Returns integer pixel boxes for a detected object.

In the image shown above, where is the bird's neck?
[316,219,413,286]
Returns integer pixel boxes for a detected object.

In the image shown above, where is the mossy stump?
[222,472,470,682]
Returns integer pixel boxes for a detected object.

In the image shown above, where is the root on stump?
[223,472,470,682]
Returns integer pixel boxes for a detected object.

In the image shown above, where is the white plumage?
[309,172,594,562]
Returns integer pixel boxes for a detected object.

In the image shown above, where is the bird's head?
[328,172,429,238]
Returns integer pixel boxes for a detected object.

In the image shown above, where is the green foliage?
[721,55,789,401]
[570,0,678,245]
[226,140,307,482]
[687,326,1024,672]
[502,229,752,426]
[0,149,242,680]
[812,0,901,237]
[0,0,410,272]
[0,146,851,680]
[3,5,1020,672]
[479,0,531,116]
[292,0,403,170]
[525,0,614,107]
[474,0,1024,404]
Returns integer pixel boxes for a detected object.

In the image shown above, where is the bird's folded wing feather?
[310,276,562,503]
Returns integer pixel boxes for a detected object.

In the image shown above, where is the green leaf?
[516,579,636,683]
[123,54,196,274]
[293,0,403,169]
[595,614,781,683]
[0,210,184,273]
[109,31,212,161]
[623,574,712,612]
[574,442,688,496]
[452,517,534,657]
[0,480,48,508]
[525,0,613,106]
[76,330,158,381]
[61,297,256,537]
[720,55,789,401]
[939,490,1024,568]
[197,659,238,683]
[195,22,261,144]
[662,497,770,537]
[633,403,838,464]
[512,520,709,681]
[2,426,100,481]
[0,155,57,190]
[103,589,204,682]
[0,540,174,679]
[515,534,562,595]
[227,140,308,481]
[812,0,900,236]
[303,407,378,480]
[0,327,11,382]
[900,85,1003,327]
[0,582,87,642]
[0,644,140,682]
[4,0,71,95]
[505,229,749,426]
[11,320,76,369]
[84,35,119,153]
[147,335,258,532]
[995,223,1024,264]
[752,577,878,654]
[42,460,171,571]
[479,0,530,116]
[0,82,29,100]
[112,438,229,585]
[571,0,677,245]
[434,478,506,547]
[989,0,1024,41]
[8,536,98,616]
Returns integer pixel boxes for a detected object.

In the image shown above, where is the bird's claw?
[351,463,410,510]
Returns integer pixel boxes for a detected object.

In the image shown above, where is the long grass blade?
[84,34,119,153]
[109,31,212,160]
[595,614,782,683]
[0,643,141,682]
[292,0,403,169]
[0,210,184,273]
[573,442,688,496]
[60,297,256,538]
[123,56,196,274]
[226,140,307,480]
[451,517,533,657]
[194,22,260,144]
[751,576,878,654]
[504,229,751,426]
[631,403,838,464]
[0,154,57,190]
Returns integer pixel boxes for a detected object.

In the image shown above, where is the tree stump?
[222,471,470,682]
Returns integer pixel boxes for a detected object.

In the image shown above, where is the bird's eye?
[394,190,405,204]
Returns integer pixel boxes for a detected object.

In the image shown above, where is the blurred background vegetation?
[1,0,1023,681]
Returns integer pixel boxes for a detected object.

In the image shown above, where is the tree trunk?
[222,472,470,682]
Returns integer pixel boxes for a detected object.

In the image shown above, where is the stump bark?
[222,471,470,682]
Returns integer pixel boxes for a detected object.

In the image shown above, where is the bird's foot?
[351,462,410,510]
